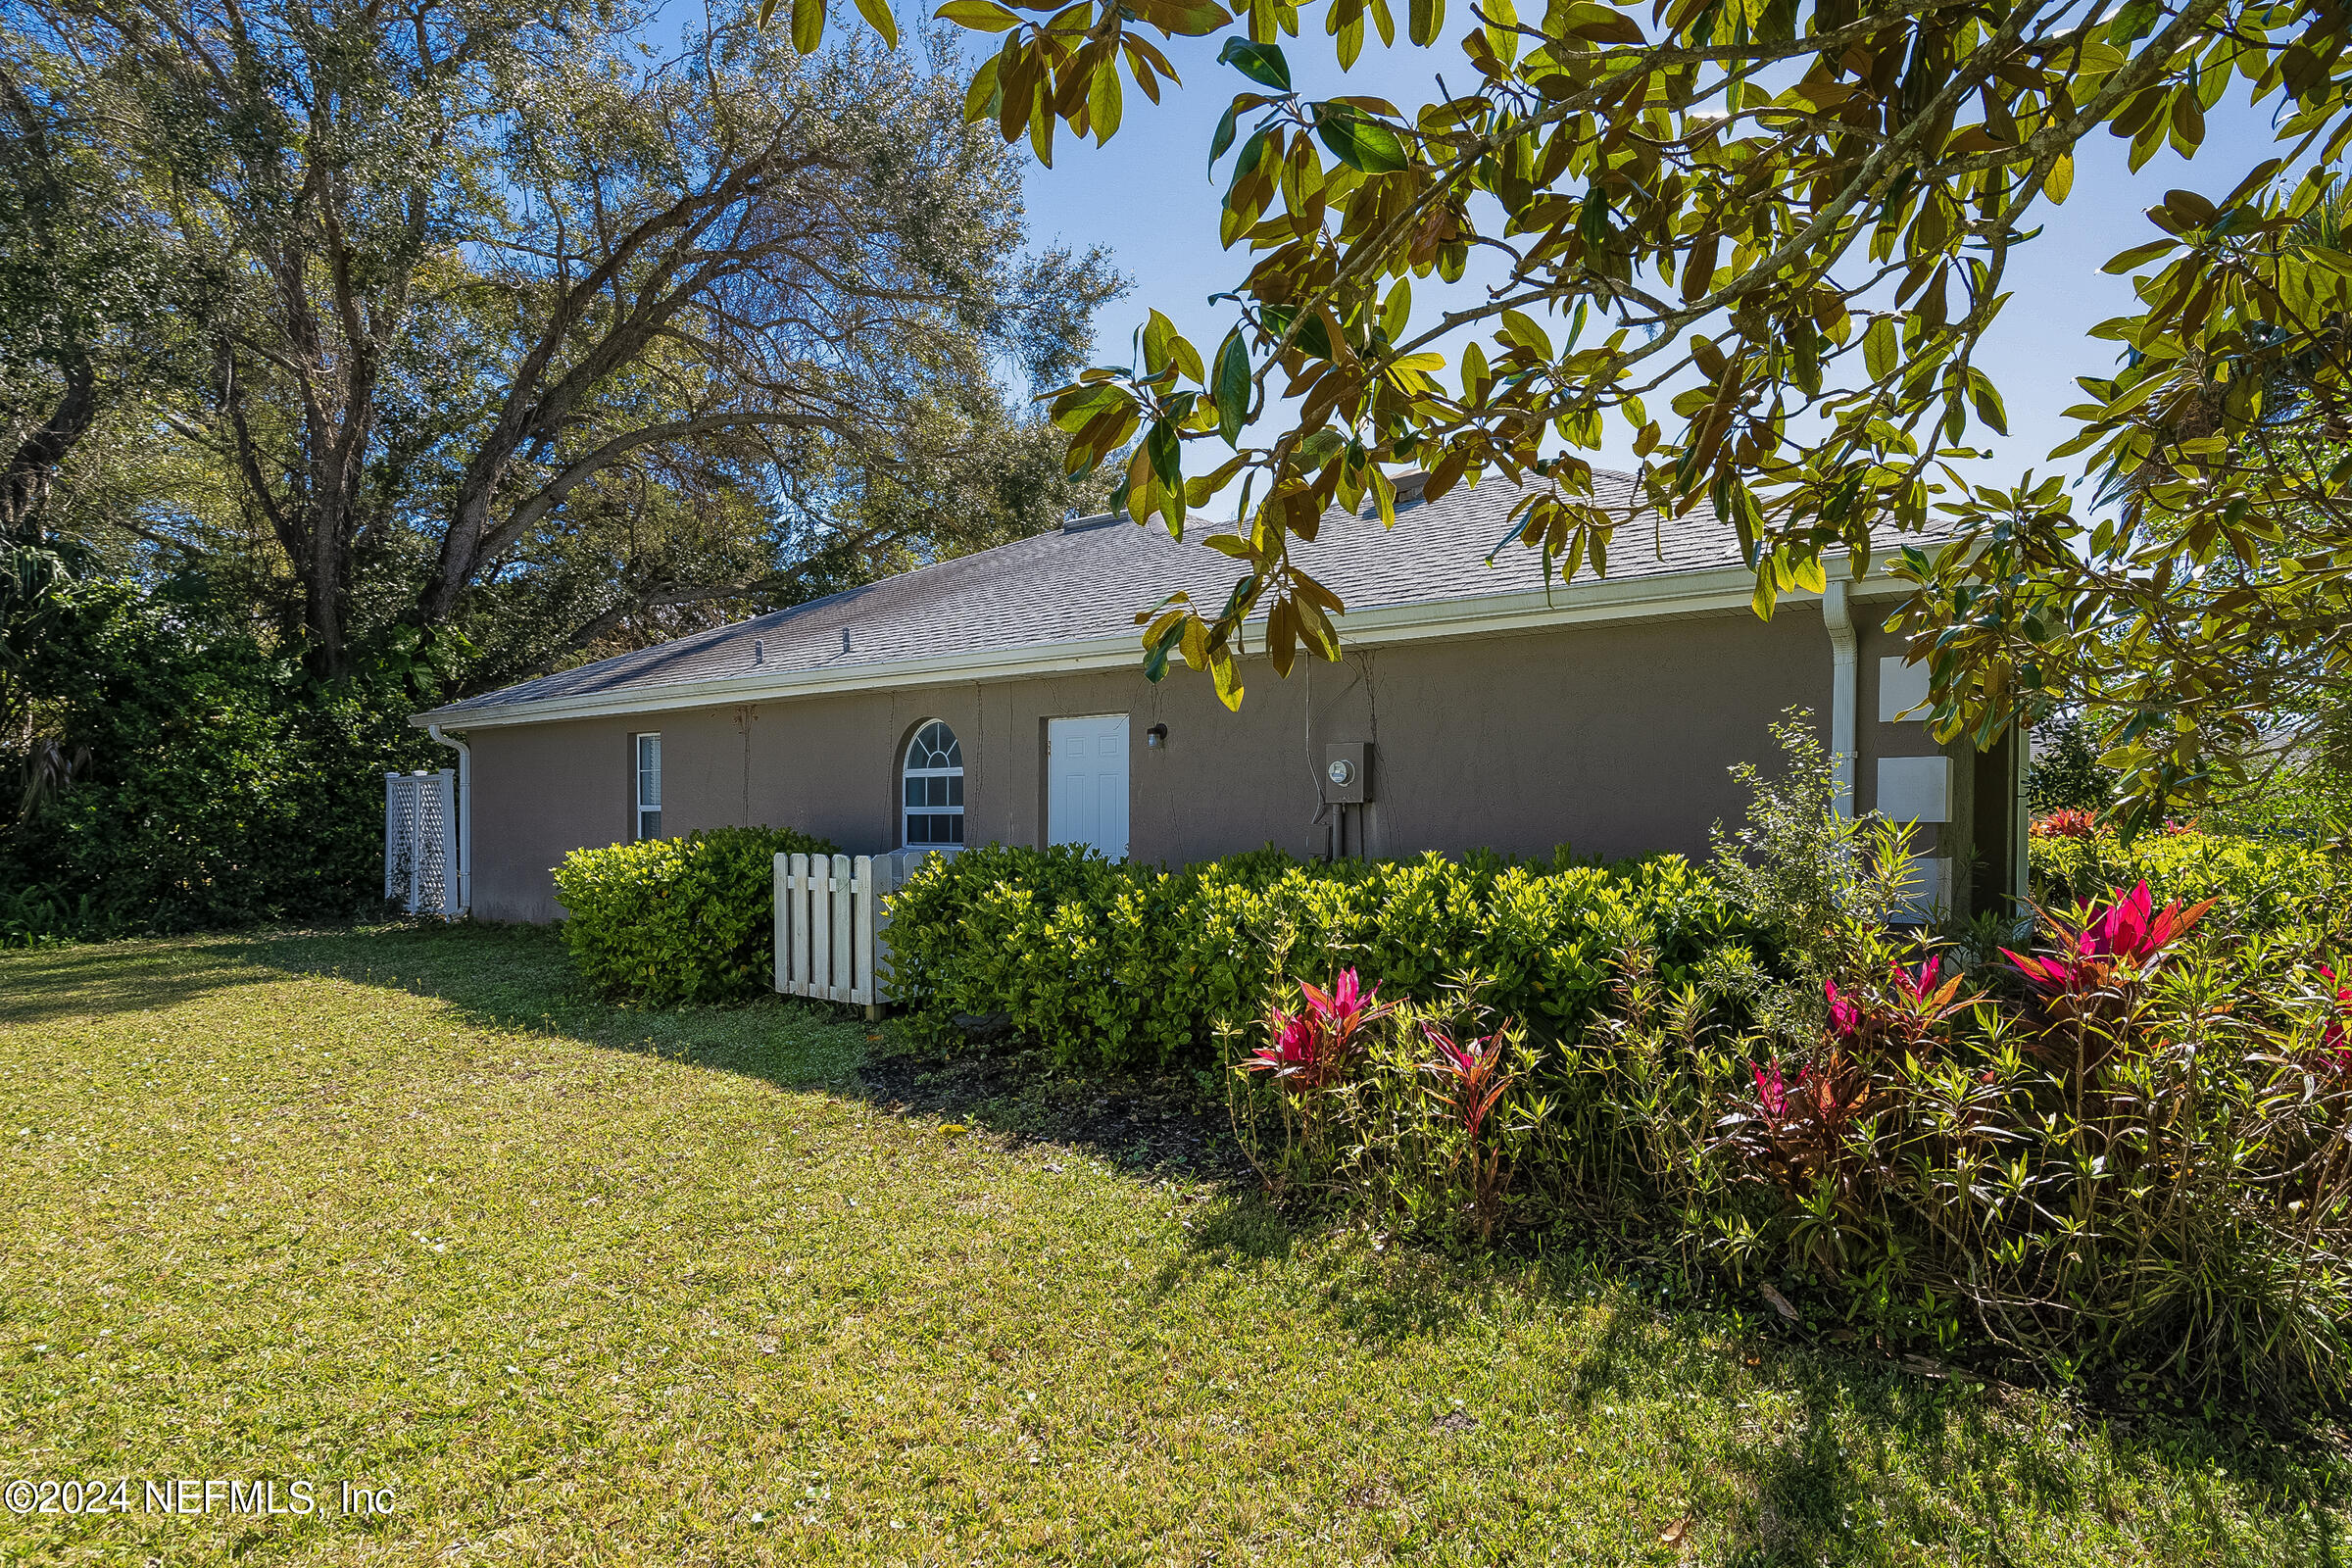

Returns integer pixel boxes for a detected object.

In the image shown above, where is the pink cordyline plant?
[1423,1023,1519,1239]
[1423,1025,1511,1141]
[1820,956,1963,1057]
[1824,980,1861,1041]
[2003,880,2213,991]
[2317,965,2352,1068]
[1890,956,1942,1002]
[1240,967,1396,1093]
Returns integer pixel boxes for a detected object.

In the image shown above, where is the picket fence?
[774,847,958,1014]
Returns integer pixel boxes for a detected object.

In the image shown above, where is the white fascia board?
[413,560,1913,732]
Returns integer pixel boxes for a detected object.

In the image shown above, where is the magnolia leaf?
[1213,329,1250,444]
[1314,104,1408,172]
[1218,37,1292,90]
[1381,275,1411,343]
[1210,649,1245,710]
[1146,416,1183,491]
[1499,308,1551,360]
[1263,303,1333,360]
[1863,316,1896,382]
[2046,152,2074,203]
[854,0,899,46]
[1143,310,1179,374]
[962,55,1004,122]
[935,0,1019,27]
[792,0,823,54]
[1208,100,1241,172]
[1182,615,1210,668]
[1088,58,1123,141]
[1461,337,1489,404]
[1143,622,1183,681]
[1267,597,1297,677]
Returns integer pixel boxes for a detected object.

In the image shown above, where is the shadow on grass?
[0,938,283,1028]
[146,924,2352,1563]
[1186,1235,2349,1565]
[236,921,1257,1185]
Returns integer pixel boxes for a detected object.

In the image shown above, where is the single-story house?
[412,470,2024,923]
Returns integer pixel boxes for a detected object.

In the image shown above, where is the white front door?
[1047,714,1130,859]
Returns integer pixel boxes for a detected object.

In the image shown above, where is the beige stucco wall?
[460,596,1990,922]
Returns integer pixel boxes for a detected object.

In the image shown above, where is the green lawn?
[3,926,2347,1565]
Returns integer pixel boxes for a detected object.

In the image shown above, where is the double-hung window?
[634,733,662,840]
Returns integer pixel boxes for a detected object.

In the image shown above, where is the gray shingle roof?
[425,469,1752,718]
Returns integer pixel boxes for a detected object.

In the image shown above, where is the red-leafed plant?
[2003,879,2211,990]
[2304,964,2352,1074]
[1423,1024,1517,1238]
[2031,808,2103,839]
[1231,967,1400,1192]
[1819,955,1969,1061]
[1239,967,1396,1094]
[2000,880,2214,1084]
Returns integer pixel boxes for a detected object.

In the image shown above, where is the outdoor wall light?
[1146,723,1169,749]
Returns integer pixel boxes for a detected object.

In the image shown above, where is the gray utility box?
[1323,741,1374,804]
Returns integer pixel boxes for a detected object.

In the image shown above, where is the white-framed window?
[902,720,964,847]
[633,733,662,841]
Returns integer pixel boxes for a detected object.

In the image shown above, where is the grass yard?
[3,926,2349,1566]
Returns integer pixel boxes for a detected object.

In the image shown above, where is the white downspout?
[2012,718,2033,913]
[426,723,471,917]
[1822,580,1857,817]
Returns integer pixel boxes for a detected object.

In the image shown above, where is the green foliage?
[554,826,836,1006]
[818,0,2352,745]
[11,928,2340,1563]
[9,5,1122,683]
[882,842,1751,1071]
[0,574,431,942]
[2026,716,2117,816]
[1229,808,2352,1412]
[2031,827,2352,936]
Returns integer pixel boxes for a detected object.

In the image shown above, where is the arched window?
[902,720,965,846]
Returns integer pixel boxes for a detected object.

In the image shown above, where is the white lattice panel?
[385,770,459,917]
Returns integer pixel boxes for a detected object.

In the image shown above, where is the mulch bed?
[855,1034,1252,1183]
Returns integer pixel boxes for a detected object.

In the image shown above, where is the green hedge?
[881,844,1754,1071]
[2030,828,2352,933]
[554,826,834,1005]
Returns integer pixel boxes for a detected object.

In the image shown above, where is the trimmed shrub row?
[2031,827,2352,932]
[554,825,835,1005]
[881,843,1756,1071]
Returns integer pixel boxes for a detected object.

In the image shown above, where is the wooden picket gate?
[774,848,958,1013]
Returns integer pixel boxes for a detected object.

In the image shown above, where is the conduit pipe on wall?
[426,723,471,917]
[1822,579,1857,817]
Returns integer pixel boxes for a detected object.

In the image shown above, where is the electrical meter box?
[1323,741,1373,804]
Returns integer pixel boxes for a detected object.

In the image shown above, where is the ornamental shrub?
[2,572,435,941]
[554,825,835,1005]
[2031,825,2352,936]
[1232,885,2352,1413]
[881,842,1753,1071]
